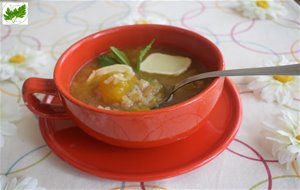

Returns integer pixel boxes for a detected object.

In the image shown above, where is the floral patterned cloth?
[1,1,299,189]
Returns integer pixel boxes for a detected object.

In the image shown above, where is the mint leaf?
[97,55,118,67]
[137,39,155,72]
[110,47,130,65]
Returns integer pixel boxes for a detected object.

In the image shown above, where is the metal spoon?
[158,64,300,107]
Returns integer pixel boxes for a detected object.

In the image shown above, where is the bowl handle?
[22,78,70,119]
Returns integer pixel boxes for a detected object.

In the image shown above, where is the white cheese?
[140,53,191,75]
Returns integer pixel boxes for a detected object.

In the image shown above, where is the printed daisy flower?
[247,56,299,105]
[237,0,286,19]
[0,101,22,147]
[0,175,46,190]
[264,111,300,169]
[119,12,169,25]
[0,49,48,82]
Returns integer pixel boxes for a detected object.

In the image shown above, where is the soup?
[70,45,211,111]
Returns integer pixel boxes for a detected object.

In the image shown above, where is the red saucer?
[39,78,242,181]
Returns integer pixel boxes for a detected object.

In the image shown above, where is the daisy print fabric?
[247,56,300,105]
[118,10,169,26]
[0,49,48,82]
[0,175,46,190]
[237,0,286,19]
[264,111,300,170]
[0,101,22,147]
[1,1,300,189]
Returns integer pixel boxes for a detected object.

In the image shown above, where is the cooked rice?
[120,79,163,110]
[103,75,114,84]
[98,78,163,111]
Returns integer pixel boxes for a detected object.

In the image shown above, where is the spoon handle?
[174,64,300,91]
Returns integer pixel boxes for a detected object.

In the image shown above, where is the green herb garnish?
[137,39,155,72]
[110,47,130,65]
[97,55,118,67]
[97,40,155,70]
[4,4,26,23]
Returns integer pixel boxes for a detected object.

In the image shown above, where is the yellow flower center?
[9,54,26,64]
[256,0,270,9]
[272,76,295,83]
[296,135,300,141]
[135,19,150,24]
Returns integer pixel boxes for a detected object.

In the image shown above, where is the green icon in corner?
[3,4,26,23]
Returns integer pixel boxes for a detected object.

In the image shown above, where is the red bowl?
[22,25,224,148]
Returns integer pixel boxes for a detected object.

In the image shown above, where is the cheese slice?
[140,53,191,75]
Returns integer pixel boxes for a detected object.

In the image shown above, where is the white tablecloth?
[1,0,300,189]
